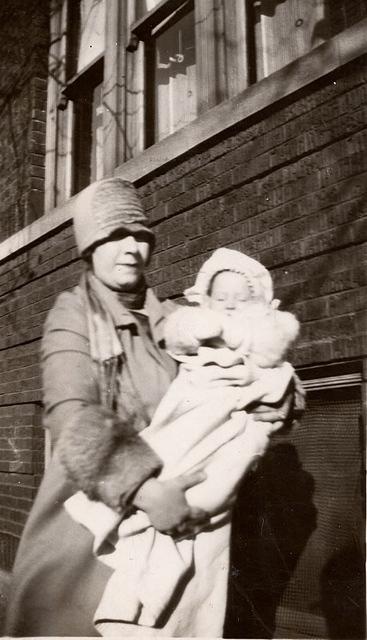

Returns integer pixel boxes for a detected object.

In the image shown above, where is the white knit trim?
[184,248,274,305]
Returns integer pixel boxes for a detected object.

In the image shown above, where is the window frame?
[143,0,196,147]
[298,361,364,392]
[128,0,189,44]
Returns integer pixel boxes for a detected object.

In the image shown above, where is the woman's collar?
[88,274,168,339]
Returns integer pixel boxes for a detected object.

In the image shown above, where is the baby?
[154,247,300,513]
[65,248,300,635]
[165,247,299,371]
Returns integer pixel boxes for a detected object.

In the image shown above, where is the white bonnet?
[184,248,274,305]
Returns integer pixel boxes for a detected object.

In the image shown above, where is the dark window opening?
[63,56,104,194]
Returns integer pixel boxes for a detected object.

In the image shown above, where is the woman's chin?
[113,275,143,291]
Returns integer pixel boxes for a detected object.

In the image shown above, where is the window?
[226,362,365,639]
[251,0,327,80]
[63,56,104,193]
[45,0,105,208]
[250,0,367,81]
[124,0,249,155]
[146,2,197,144]
[272,368,365,638]
[63,0,105,194]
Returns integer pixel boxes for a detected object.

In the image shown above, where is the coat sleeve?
[41,289,162,511]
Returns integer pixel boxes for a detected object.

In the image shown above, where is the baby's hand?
[192,309,224,342]
[164,307,224,354]
[222,315,251,351]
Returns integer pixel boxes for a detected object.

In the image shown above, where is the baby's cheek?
[207,299,225,312]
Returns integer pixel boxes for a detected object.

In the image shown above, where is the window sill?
[0,17,366,264]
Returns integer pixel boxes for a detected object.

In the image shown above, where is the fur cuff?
[56,404,162,511]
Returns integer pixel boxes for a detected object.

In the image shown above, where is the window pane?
[136,0,163,20]
[153,9,196,142]
[77,0,105,72]
[252,0,367,81]
[73,77,104,194]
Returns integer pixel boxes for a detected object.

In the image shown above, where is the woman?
[6,178,301,637]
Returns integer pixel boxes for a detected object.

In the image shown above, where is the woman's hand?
[251,392,292,427]
[132,471,209,535]
[250,374,306,428]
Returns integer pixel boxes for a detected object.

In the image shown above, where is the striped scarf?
[80,270,143,411]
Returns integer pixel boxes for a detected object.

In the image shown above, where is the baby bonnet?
[184,248,274,305]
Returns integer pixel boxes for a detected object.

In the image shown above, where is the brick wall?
[0,405,43,539]
[0,52,366,572]
[0,0,48,241]
[0,221,82,564]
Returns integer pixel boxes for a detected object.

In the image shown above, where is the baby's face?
[207,271,252,316]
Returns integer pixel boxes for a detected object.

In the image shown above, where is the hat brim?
[83,222,156,256]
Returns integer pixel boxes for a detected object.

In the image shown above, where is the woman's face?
[207,271,251,315]
[91,233,151,291]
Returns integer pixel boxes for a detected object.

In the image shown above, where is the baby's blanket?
[65,353,293,636]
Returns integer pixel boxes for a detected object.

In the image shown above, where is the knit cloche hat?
[184,248,274,305]
[73,177,155,256]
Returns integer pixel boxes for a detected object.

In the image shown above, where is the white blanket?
[65,351,293,636]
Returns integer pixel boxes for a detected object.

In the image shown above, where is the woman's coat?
[5,281,177,637]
